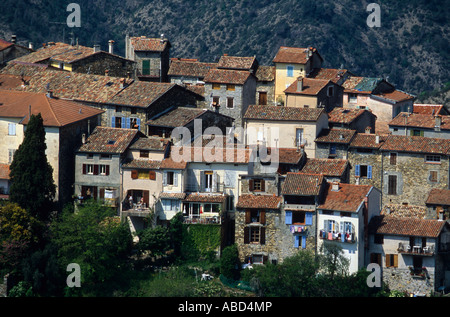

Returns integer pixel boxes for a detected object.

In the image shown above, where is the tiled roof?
[369,215,446,238]
[13,42,73,63]
[244,105,324,122]
[217,55,257,70]
[236,194,282,209]
[349,133,386,149]
[0,90,104,127]
[380,135,450,155]
[426,189,450,206]
[389,112,450,130]
[78,127,140,154]
[315,129,356,144]
[184,193,227,203]
[168,146,251,164]
[255,65,275,82]
[129,36,170,52]
[413,104,446,115]
[160,157,187,170]
[342,77,382,94]
[122,159,161,170]
[381,204,426,219]
[328,108,368,124]
[373,89,415,103]
[0,39,14,51]
[281,172,324,196]
[129,137,168,151]
[284,78,331,95]
[318,183,372,212]
[308,68,348,83]
[277,148,304,164]
[301,158,348,177]
[159,192,186,199]
[203,68,252,85]
[168,59,217,78]
[272,46,318,64]
[0,74,31,90]
[2,61,53,77]
[0,164,10,180]
[147,107,207,127]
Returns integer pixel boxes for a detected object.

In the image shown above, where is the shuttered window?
[142,60,150,75]
[388,175,397,195]
[385,254,398,268]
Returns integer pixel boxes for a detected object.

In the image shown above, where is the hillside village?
[0,34,450,296]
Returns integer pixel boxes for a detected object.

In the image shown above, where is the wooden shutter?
[294,235,300,248]
[386,254,391,267]
[367,165,372,179]
[302,236,307,249]
[93,164,99,175]
[355,165,360,177]
[245,210,251,224]
[305,212,313,226]
[131,170,138,179]
[126,117,131,129]
[111,116,116,128]
[244,227,250,244]
[149,170,156,180]
[82,164,87,175]
[99,188,105,199]
[105,165,110,176]
[143,190,149,206]
[260,210,266,224]
[260,227,266,245]
[260,179,265,192]
[393,254,398,268]
[249,179,254,191]
[285,211,292,225]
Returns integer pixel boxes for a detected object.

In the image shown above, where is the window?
[250,227,261,243]
[99,165,109,176]
[425,155,441,163]
[226,97,234,109]
[429,170,438,183]
[370,253,382,266]
[165,171,175,186]
[411,129,424,137]
[204,171,214,192]
[130,108,137,115]
[8,149,16,164]
[390,153,397,165]
[385,254,398,268]
[327,86,334,97]
[100,154,111,159]
[329,144,337,156]
[296,128,304,147]
[87,153,94,159]
[388,175,397,195]
[142,60,150,75]
[355,165,372,179]
[113,117,122,128]
[258,92,267,105]
[161,199,180,211]
[212,83,221,90]
[249,179,265,192]
[374,234,384,244]
[138,171,150,179]
[140,150,149,158]
[348,93,357,103]
[287,65,294,77]
[115,106,122,113]
[86,164,94,175]
[226,84,235,91]
[212,96,220,107]
[8,123,16,135]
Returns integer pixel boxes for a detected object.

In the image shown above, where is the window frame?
[287,65,294,77]
[425,155,441,164]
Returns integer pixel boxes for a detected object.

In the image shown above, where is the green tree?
[9,113,56,221]
[169,212,184,258]
[318,242,350,280]
[137,226,171,256]
[220,244,241,280]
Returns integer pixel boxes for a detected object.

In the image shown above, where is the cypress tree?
[9,113,56,221]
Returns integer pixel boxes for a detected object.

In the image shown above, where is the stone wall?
[347,148,383,190]
[382,267,435,296]
[72,53,135,78]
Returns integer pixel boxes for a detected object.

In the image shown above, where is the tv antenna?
[49,21,67,43]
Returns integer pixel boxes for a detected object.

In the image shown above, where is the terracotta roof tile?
[349,133,386,149]
[168,59,217,78]
[217,55,257,70]
[184,193,227,203]
[413,104,446,115]
[284,78,331,95]
[0,39,14,51]
[318,183,372,212]
[426,189,450,206]
[244,105,324,122]
[160,157,187,169]
[78,127,141,154]
[272,46,317,64]
[342,77,382,94]
[369,215,446,238]
[315,129,356,144]
[328,108,366,124]
[122,159,161,170]
[301,158,348,177]
[381,204,426,219]
[129,137,168,151]
[308,68,348,83]
[281,172,324,196]
[203,68,252,85]
[380,135,450,155]
[277,148,304,164]
[0,164,10,180]
[129,36,170,52]
[13,42,73,63]
[236,194,282,209]
[168,146,251,164]
[373,89,415,103]
[255,65,275,82]
[147,107,207,127]
[107,81,176,108]
[0,90,104,127]
[389,112,450,130]
[159,192,186,199]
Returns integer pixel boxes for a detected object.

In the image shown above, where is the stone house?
[255,65,275,106]
[388,112,450,139]
[307,67,351,86]
[284,77,343,113]
[125,35,171,82]
[315,128,356,159]
[244,105,329,158]
[425,188,450,221]
[0,90,104,209]
[300,158,349,183]
[12,41,135,78]
[328,108,377,133]
[168,58,217,86]
[272,46,323,105]
[368,215,450,295]
[203,67,256,128]
[379,135,450,207]
[74,127,144,212]
[0,36,34,68]
[413,104,449,116]
[317,182,381,274]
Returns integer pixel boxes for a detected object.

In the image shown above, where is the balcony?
[183,215,221,225]
[121,200,151,217]
[284,204,315,211]
[398,243,435,256]
[319,229,356,243]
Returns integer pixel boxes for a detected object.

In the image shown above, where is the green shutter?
[142,60,150,75]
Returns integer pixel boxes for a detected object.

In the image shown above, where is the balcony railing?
[183,215,221,225]
[284,204,315,211]
[319,230,356,243]
[398,243,435,256]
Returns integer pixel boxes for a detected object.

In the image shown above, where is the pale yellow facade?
[274,63,306,105]
[285,94,318,108]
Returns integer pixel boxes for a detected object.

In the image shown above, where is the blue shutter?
[287,66,294,77]
[126,117,131,129]
[355,165,360,177]
[294,235,300,248]
[285,211,292,225]
[305,212,313,226]
[136,118,141,130]
[367,165,372,179]
[301,236,306,249]
[121,118,126,129]
[111,116,116,128]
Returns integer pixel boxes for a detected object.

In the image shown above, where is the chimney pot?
[375,135,380,144]
[28,42,33,50]
[94,44,101,53]
[108,40,114,54]
[331,182,340,192]
[297,78,303,92]
[11,35,16,44]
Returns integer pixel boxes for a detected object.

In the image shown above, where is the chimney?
[375,135,380,144]
[11,35,16,44]
[105,69,109,77]
[93,44,101,53]
[160,33,165,44]
[365,126,371,134]
[385,207,391,215]
[119,78,125,89]
[331,182,340,192]
[28,42,33,50]
[435,115,442,131]
[82,133,86,144]
[46,90,53,99]
[108,40,114,54]
[297,78,303,92]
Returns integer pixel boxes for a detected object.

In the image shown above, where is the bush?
[220,244,240,280]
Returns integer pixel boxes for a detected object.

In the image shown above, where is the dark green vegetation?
[1,0,449,95]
